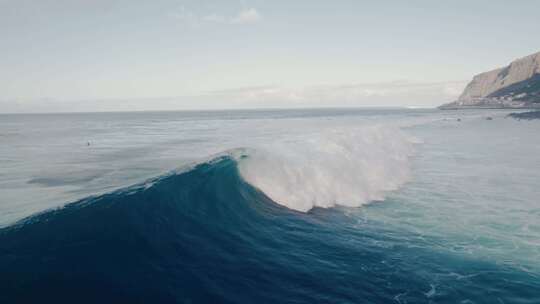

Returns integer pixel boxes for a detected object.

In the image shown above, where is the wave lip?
[236,125,416,212]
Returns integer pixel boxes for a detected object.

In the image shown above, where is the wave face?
[1,156,538,304]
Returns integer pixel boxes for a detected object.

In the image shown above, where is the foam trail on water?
[237,125,416,212]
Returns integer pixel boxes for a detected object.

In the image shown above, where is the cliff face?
[440,51,540,109]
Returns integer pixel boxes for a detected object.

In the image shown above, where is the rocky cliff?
[440,51,540,109]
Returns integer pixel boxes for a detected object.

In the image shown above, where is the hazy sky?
[1,0,539,112]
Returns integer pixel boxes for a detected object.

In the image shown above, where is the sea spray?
[237,125,416,211]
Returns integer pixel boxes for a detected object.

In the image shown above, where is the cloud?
[204,81,467,108]
[230,8,262,24]
[202,13,226,23]
[1,81,467,113]
[172,7,262,27]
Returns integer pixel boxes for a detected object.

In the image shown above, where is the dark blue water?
[1,156,538,303]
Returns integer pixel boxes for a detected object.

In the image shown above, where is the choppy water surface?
[1,109,539,303]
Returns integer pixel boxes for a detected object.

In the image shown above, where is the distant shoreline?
[506,110,540,120]
[438,105,540,110]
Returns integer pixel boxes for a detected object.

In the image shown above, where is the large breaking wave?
[237,125,415,211]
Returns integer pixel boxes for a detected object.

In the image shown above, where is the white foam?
[236,125,416,212]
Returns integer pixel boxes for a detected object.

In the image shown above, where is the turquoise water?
[1,109,539,303]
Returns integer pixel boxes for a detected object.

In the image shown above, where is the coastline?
[507,110,540,120]
[438,104,540,110]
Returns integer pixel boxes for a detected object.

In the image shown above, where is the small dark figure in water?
[457,118,461,122]
[486,117,493,120]
[87,142,91,146]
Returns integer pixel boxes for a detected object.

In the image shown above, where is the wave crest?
[236,125,416,212]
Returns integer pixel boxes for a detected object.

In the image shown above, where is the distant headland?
[440,51,540,110]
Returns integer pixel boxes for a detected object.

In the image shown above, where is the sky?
[1,0,539,113]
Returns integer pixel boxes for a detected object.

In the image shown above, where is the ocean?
[1,108,539,303]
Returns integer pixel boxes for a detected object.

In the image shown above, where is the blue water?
[1,109,539,303]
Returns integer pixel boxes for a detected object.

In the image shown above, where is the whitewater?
[1,108,540,303]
